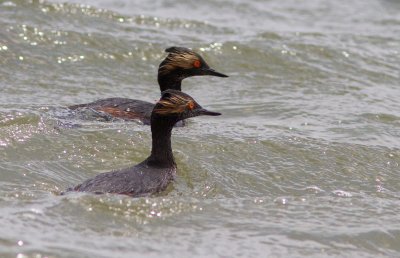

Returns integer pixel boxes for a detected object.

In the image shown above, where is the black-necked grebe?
[69,47,227,124]
[67,90,221,196]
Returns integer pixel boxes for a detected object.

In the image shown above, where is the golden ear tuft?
[159,51,199,75]
[154,94,192,115]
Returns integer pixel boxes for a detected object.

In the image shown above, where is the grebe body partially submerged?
[69,47,227,124]
[67,90,221,196]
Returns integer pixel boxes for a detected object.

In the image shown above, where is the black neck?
[146,117,176,168]
[157,72,183,92]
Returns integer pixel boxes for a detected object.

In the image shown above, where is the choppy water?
[1,0,400,257]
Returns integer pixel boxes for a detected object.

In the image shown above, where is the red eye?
[193,60,201,68]
[187,101,195,110]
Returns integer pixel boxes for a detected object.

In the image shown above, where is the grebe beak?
[201,68,228,78]
[197,108,221,116]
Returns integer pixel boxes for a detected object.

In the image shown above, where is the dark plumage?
[69,47,227,124]
[67,90,221,196]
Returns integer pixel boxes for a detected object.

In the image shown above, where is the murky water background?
[1,0,400,257]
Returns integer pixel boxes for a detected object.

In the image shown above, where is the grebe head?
[158,47,228,80]
[152,89,221,124]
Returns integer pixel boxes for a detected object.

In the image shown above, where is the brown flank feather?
[95,107,142,119]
